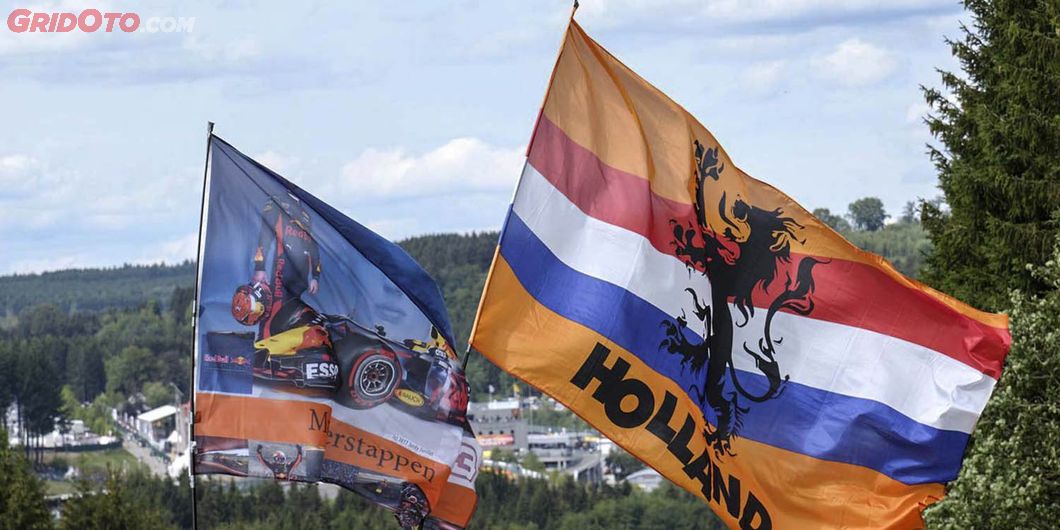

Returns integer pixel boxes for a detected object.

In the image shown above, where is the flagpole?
[188,120,214,530]
[463,0,579,373]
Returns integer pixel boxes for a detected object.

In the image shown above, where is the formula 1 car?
[252,316,340,391]
[196,451,249,477]
[230,282,469,428]
[331,318,470,428]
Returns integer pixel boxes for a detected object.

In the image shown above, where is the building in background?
[134,405,177,450]
[468,397,604,483]
[625,468,663,492]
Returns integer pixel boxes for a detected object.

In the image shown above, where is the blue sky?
[0,0,965,274]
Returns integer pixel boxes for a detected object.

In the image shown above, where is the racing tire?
[347,349,401,409]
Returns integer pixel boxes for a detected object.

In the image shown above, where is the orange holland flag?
[470,18,1010,530]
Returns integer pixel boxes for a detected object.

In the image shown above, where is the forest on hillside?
[0,262,195,317]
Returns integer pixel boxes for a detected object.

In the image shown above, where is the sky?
[0,0,967,274]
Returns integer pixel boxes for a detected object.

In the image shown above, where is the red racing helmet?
[231,282,272,325]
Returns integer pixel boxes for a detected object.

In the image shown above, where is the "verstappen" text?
[309,409,436,482]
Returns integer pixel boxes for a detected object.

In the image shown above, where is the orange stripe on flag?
[432,483,478,528]
[471,257,945,529]
[195,392,452,505]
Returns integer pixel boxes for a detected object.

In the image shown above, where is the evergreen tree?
[920,0,1060,310]
[0,429,52,530]
[0,343,12,431]
[60,469,177,530]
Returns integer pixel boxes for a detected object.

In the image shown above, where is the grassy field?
[38,447,145,497]
[42,447,145,477]
[45,480,77,496]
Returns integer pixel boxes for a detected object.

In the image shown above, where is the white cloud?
[7,254,86,274]
[701,0,947,21]
[137,232,198,265]
[0,150,197,233]
[905,101,930,124]
[740,60,786,93]
[337,138,523,200]
[577,0,956,29]
[254,150,298,175]
[182,35,261,63]
[364,218,421,241]
[0,155,43,191]
[813,38,897,86]
[0,153,79,208]
[468,27,545,59]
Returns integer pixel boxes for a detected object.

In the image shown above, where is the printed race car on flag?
[193,135,479,530]
[470,19,1011,529]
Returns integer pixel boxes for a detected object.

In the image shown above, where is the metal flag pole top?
[188,120,214,530]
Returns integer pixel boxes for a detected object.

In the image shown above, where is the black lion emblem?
[660,140,825,457]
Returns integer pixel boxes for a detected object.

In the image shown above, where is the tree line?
[0,289,194,464]
[0,262,194,317]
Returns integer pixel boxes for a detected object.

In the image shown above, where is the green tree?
[900,201,919,224]
[0,262,194,315]
[104,346,162,397]
[920,0,1060,310]
[0,343,12,432]
[926,238,1060,528]
[61,468,178,530]
[15,344,64,461]
[65,337,105,403]
[844,219,933,278]
[0,429,52,530]
[522,452,545,472]
[142,381,175,409]
[605,447,645,480]
[812,208,851,233]
[847,197,889,232]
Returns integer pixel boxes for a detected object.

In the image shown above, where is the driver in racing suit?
[249,192,340,391]
[252,192,322,339]
[256,444,303,480]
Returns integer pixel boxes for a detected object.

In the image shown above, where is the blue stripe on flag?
[499,210,967,485]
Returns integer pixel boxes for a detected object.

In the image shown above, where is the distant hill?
[398,232,498,346]
[0,223,928,320]
[0,262,196,316]
[0,231,502,327]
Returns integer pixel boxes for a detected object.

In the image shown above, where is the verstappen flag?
[470,20,1011,529]
[193,135,479,529]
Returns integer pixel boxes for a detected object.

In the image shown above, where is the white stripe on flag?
[512,162,994,434]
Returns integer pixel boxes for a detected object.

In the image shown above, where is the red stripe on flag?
[527,116,1010,379]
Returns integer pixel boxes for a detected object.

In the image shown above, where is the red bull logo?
[205,353,251,367]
